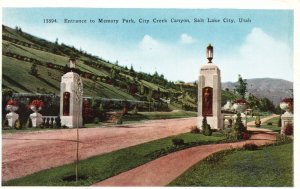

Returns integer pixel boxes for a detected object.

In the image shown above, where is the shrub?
[232,113,246,140]
[243,143,258,151]
[3,119,9,128]
[255,115,261,127]
[201,117,212,136]
[190,126,200,133]
[172,138,185,146]
[132,106,138,115]
[242,132,251,140]
[54,116,61,128]
[93,117,99,124]
[25,118,32,128]
[14,120,21,129]
[278,117,282,127]
[283,123,293,136]
[45,119,50,128]
[116,116,123,124]
[267,122,272,125]
[275,134,293,145]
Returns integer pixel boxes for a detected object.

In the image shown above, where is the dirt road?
[2,117,196,181]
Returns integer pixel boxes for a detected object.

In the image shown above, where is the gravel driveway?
[2,117,196,181]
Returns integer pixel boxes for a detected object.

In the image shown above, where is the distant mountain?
[222,78,293,105]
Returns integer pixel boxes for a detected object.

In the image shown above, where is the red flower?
[243,132,251,140]
[233,99,247,104]
[6,99,17,106]
[281,98,293,103]
[29,100,44,108]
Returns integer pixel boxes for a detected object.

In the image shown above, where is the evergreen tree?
[201,116,212,136]
[234,74,247,99]
[29,63,38,76]
[130,64,134,72]
[232,113,246,139]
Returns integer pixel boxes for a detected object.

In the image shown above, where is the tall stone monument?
[198,44,223,130]
[60,58,83,128]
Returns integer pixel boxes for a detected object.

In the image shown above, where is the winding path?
[94,128,277,186]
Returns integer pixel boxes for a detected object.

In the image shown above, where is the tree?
[259,97,275,112]
[233,113,246,139]
[234,74,247,99]
[130,64,134,72]
[29,63,38,76]
[201,116,212,136]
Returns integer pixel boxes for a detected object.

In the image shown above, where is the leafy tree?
[221,89,237,106]
[234,74,247,99]
[247,93,260,111]
[259,97,275,112]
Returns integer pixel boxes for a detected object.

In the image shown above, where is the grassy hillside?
[2,25,198,110]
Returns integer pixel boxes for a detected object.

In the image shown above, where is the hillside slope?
[2,25,197,110]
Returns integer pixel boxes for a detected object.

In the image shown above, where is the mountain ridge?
[222,78,293,105]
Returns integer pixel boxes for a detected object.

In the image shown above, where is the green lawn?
[3,132,226,186]
[85,111,197,128]
[259,117,281,133]
[169,143,293,187]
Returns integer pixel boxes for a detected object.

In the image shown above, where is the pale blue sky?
[2,8,293,82]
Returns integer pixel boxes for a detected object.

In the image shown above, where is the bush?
[116,116,123,124]
[25,118,32,128]
[14,120,21,129]
[278,117,282,127]
[201,117,212,136]
[255,116,261,127]
[283,123,293,136]
[267,122,272,125]
[93,117,99,124]
[275,134,293,145]
[172,138,185,146]
[54,116,61,128]
[190,126,200,133]
[3,119,9,128]
[243,132,251,140]
[243,143,258,151]
[132,106,138,115]
[232,113,246,140]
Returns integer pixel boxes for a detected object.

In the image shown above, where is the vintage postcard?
[1,0,298,187]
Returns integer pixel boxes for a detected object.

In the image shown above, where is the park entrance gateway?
[198,44,223,130]
[60,58,83,128]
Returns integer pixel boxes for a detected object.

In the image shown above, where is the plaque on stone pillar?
[202,87,213,116]
[63,92,70,116]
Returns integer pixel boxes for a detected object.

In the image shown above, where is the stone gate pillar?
[197,44,223,130]
[60,58,83,128]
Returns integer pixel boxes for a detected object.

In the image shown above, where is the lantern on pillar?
[206,44,213,63]
[69,58,76,70]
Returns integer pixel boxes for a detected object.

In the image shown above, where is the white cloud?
[138,35,160,51]
[179,33,196,44]
[218,27,292,82]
